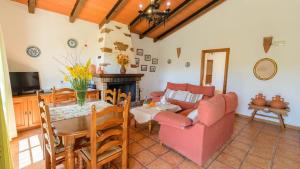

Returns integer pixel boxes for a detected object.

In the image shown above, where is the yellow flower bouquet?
[117,54,129,74]
[64,59,92,106]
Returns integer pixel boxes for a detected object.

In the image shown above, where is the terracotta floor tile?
[244,154,271,169]
[146,158,173,169]
[134,150,157,166]
[230,140,251,152]
[177,159,203,169]
[223,145,247,161]
[160,150,184,167]
[149,143,169,156]
[235,135,254,145]
[217,152,242,169]
[208,161,234,169]
[149,133,160,142]
[130,132,145,141]
[137,137,156,148]
[129,142,145,155]
[128,157,143,169]
[249,145,274,160]
[240,161,263,169]
[272,155,300,169]
[275,147,300,163]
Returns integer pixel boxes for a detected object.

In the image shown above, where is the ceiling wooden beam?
[69,0,86,23]
[139,0,193,39]
[99,0,128,29]
[28,0,36,14]
[154,0,223,42]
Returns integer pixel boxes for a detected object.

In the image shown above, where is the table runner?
[49,101,111,122]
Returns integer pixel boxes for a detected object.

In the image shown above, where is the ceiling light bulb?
[167,1,171,7]
[139,4,143,10]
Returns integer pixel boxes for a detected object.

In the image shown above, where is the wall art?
[141,65,148,71]
[26,46,41,58]
[67,38,78,48]
[253,58,277,80]
[135,58,140,66]
[150,66,156,72]
[152,58,158,64]
[145,54,151,61]
[176,48,181,58]
[167,59,172,64]
[185,62,190,68]
[263,36,273,53]
[136,48,143,56]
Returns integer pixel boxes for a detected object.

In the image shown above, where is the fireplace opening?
[107,81,136,102]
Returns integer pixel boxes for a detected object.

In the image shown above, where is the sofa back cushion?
[198,94,225,126]
[223,92,238,114]
[187,84,215,97]
[167,82,188,91]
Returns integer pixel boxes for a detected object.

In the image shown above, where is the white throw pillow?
[186,93,203,103]
[160,89,175,104]
[187,109,198,122]
[172,90,189,101]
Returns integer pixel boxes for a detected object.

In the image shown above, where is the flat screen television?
[9,72,41,96]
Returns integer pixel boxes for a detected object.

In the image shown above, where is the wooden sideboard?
[13,90,100,131]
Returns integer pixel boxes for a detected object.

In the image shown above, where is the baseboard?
[235,113,300,131]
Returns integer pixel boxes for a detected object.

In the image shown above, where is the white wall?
[131,34,160,99]
[157,0,300,127]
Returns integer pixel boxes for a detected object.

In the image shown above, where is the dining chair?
[103,88,117,105]
[117,89,129,105]
[52,87,76,106]
[78,94,131,169]
[37,92,65,169]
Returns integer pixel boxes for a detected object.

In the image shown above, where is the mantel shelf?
[93,74,144,78]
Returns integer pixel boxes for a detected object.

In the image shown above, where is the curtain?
[0,93,13,169]
[0,25,17,139]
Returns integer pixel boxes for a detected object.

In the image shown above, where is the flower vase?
[76,90,87,106]
[120,65,126,74]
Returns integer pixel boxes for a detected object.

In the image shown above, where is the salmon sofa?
[154,92,238,166]
[150,82,215,116]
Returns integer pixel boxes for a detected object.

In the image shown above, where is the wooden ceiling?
[13,0,223,41]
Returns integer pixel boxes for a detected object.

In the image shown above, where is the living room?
[0,0,299,169]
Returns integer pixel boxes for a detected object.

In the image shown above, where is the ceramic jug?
[270,95,286,109]
[252,93,266,106]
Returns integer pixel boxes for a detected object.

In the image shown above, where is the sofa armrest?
[154,111,193,129]
[150,91,165,97]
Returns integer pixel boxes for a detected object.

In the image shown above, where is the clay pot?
[252,93,267,106]
[270,95,286,109]
[89,64,96,74]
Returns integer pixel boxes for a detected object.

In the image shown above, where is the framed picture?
[141,65,148,71]
[136,48,143,56]
[135,58,140,66]
[152,58,158,64]
[145,54,151,61]
[150,66,156,72]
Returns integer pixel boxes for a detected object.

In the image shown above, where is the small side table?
[248,102,290,129]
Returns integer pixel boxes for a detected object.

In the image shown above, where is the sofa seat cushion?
[223,92,238,114]
[154,111,192,128]
[187,84,215,97]
[168,99,197,110]
[198,94,225,126]
[167,82,188,91]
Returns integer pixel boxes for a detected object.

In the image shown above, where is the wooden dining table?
[49,100,112,169]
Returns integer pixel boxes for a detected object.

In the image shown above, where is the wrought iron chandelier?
[138,0,171,26]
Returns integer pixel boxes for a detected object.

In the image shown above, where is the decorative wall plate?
[167,59,172,64]
[26,46,41,57]
[185,61,190,68]
[253,58,277,80]
[67,38,78,48]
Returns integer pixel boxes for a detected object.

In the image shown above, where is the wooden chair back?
[103,89,117,105]
[90,94,131,169]
[117,89,129,105]
[37,92,56,158]
[52,87,76,106]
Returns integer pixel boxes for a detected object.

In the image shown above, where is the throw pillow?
[187,109,198,122]
[160,89,176,104]
[172,90,190,101]
[185,93,203,103]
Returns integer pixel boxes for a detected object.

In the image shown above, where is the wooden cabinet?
[13,90,100,131]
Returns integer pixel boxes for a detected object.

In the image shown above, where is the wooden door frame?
[200,48,230,94]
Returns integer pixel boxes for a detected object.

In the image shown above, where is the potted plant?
[64,59,92,106]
